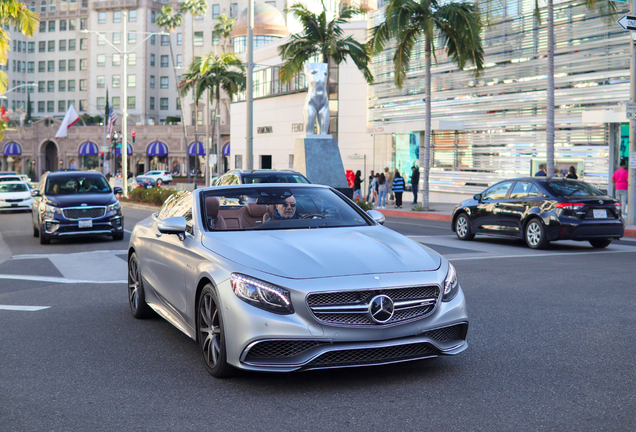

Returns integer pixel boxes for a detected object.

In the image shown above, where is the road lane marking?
[10,250,128,260]
[448,249,636,261]
[0,305,51,311]
[0,274,126,284]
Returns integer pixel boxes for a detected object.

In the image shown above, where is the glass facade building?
[368,0,630,195]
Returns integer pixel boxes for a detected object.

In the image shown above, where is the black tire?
[525,219,549,249]
[128,252,153,319]
[39,226,50,245]
[113,232,125,241]
[455,213,475,240]
[197,285,234,378]
[589,239,612,249]
[33,223,39,237]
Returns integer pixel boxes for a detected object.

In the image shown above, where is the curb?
[625,229,636,238]
[121,201,160,211]
[377,209,453,222]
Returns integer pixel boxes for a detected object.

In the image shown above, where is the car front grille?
[244,340,322,360]
[4,198,25,203]
[421,324,467,343]
[62,207,106,220]
[306,285,440,327]
[305,343,438,368]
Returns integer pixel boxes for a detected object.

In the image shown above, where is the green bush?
[354,198,374,211]
[126,187,175,206]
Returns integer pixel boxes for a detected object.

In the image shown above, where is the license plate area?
[593,209,607,219]
[78,219,93,228]
[10,203,17,207]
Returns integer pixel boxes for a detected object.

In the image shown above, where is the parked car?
[142,170,172,185]
[0,175,24,183]
[0,181,33,211]
[129,176,157,190]
[214,169,310,186]
[451,177,624,249]
[0,171,17,176]
[128,184,468,377]
[31,171,124,244]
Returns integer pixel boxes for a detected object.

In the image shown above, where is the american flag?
[107,107,117,136]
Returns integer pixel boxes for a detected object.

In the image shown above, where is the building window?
[113,10,121,23]
[160,76,169,89]
[59,60,66,71]
[96,97,105,109]
[58,100,66,113]
[27,62,34,73]
[59,19,67,31]
[28,42,34,53]
[79,79,87,91]
[68,79,75,91]
[160,98,168,110]
[160,55,169,67]
[39,21,46,32]
[69,18,76,30]
[176,97,181,110]
[38,61,45,72]
[47,101,54,112]
[150,35,155,45]
[128,52,136,65]
[27,81,35,93]
[47,40,55,51]
[149,97,155,110]
[38,41,45,52]
[127,96,135,109]
[68,39,76,50]
[212,4,219,18]
[176,54,182,67]
[128,31,136,44]
[40,0,46,12]
[235,154,242,169]
[79,58,87,70]
[38,81,45,92]
[150,11,155,23]
[49,0,55,12]
[112,96,120,109]
[177,33,182,45]
[38,101,45,112]
[113,53,121,66]
[47,60,54,72]
[265,0,276,5]
[129,9,136,21]
[113,32,120,44]
[69,0,76,11]
[80,18,86,30]
[47,80,54,92]
[59,39,66,51]
[68,59,76,71]
[96,75,105,88]
[58,80,66,91]
[112,75,120,88]
[127,74,136,87]
[98,12,106,24]
[150,75,155,88]
[150,54,155,67]
[161,34,169,46]
[97,32,105,45]
[230,3,237,18]
[194,31,203,47]
[80,38,87,50]
[48,20,55,31]
[79,100,87,111]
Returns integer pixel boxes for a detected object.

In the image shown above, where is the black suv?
[214,169,311,186]
[31,171,124,244]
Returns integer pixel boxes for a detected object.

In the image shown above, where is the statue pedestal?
[294,137,349,190]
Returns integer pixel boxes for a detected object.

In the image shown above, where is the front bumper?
[0,198,33,211]
[43,212,124,237]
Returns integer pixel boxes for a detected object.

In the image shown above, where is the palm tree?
[278,2,373,85]
[370,0,484,210]
[178,52,245,183]
[156,6,190,176]
[214,14,235,53]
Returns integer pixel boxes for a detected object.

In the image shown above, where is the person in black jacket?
[353,170,362,200]
[392,170,405,208]
[410,166,420,204]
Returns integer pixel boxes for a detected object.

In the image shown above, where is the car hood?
[201,226,441,279]
[47,193,115,207]
[1,191,31,200]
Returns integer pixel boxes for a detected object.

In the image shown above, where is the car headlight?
[107,201,121,212]
[230,274,294,314]
[442,263,459,302]
[44,204,62,217]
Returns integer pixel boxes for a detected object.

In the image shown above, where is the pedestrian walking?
[566,166,578,179]
[353,170,362,201]
[378,173,388,208]
[392,169,405,208]
[366,170,375,201]
[410,166,420,204]
[370,173,378,205]
[384,167,394,201]
[612,160,628,218]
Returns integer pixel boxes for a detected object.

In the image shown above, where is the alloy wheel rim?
[128,258,139,310]
[199,293,221,368]
[457,217,467,237]
[527,222,541,246]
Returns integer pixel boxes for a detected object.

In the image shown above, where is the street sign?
[100,146,109,152]
[630,152,636,169]
[618,15,636,31]
[626,103,636,119]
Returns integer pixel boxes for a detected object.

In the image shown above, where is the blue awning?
[222,142,230,157]
[188,141,205,156]
[78,141,98,156]
[3,142,22,156]
[115,143,133,156]
[147,141,168,157]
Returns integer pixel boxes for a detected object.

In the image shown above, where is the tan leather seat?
[262,205,275,223]
[205,196,227,230]
[239,203,268,228]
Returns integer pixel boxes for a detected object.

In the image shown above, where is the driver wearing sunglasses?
[271,196,299,220]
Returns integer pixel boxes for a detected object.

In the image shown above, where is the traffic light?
[132,130,136,143]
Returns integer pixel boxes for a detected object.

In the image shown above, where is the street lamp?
[82,19,168,196]
[0,83,38,99]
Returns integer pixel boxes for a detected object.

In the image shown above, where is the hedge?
[125,187,175,206]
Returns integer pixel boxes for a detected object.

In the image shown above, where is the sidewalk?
[373,191,636,238]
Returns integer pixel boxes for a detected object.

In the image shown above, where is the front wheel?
[198,285,234,378]
[156,179,163,185]
[589,239,611,249]
[33,223,39,237]
[455,214,475,240]
[525,219,549,249]
[113,232,124,241]
[128,253,153,319]
[39,226,50,245]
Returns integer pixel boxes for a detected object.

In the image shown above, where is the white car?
[142,170,172,185]
[0,181,33,211]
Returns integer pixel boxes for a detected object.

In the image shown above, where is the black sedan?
[451,178,624,249]
[31,171,124,244]
[129,176,157,190]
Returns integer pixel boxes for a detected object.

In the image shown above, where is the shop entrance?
[43,141,58,173]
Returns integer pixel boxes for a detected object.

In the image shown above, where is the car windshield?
[45,175,111,195]
[242,174,310,184]
[201,186,370,231]
[0,176,22,182]
[545,180,604,197]
[0,183,27,193]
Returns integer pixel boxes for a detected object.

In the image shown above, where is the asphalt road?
[1,208,635,431]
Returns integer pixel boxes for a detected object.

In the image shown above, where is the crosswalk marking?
[0,274,127,284]
[0,305,51,311]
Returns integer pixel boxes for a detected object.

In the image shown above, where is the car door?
[473,181,514,232]
[499,181,541,235]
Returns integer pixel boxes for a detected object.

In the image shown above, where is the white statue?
[303,63,330,136]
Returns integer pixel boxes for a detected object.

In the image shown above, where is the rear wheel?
[39,226,50,245]
[455,214,475,240]
[128,253,153,319]
[156,179,163,185]
[589,239,611,249]
[525,219,549,249]
[198,285,234,378]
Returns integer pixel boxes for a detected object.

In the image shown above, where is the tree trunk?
[169,38,188,179]
[205,88,211,186]
[191,24,198,183]
[546,0,555,179]
[422,35,431,211]
[216,84,222,176]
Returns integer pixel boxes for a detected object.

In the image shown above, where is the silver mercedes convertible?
[128,184,468,377]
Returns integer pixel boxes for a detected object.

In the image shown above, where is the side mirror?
[113,187,123,195]
[158,216,187,237]
[473,193,482,202]
[367,209,386,225]
[31,190,41,197]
